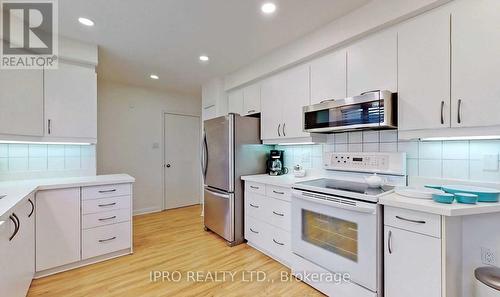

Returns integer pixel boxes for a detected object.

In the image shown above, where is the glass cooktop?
[294,178,394,196]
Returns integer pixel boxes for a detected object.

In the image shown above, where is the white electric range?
[291,152,407,297]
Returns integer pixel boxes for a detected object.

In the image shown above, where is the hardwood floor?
[28,205,323,297]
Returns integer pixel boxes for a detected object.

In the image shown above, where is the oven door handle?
[293,192,377,214]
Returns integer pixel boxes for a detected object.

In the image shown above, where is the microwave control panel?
[324,152,407,175]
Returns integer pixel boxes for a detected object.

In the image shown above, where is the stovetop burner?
[294,178,394,196]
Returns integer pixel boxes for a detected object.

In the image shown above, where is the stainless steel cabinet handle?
[9,214,19,241]
[395,215,426,224]
[457,99,462,124]
[48,119,51,135]
[98,202,117,207]
[388,230,393,254]
[250,228,259,234]
[273,190,285,195]
[249,203,259,208]
[28,199,34,218]
[98,236,117,243]
[98,216,117,221]
[250,186,260,190]
[98,189,116,193]
[273,239,285,246]
[282,123,286,137]
[440,101,445,124]
[278,124,281,137]
[272,211,284,217]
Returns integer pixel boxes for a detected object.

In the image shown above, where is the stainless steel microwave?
[303,90,397,133]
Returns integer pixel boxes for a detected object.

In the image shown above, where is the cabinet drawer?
[82,222,131,259]
[266,198,291,231]
[384,206,441,238]
[82,209,130,229]
[245,216,266,245]
[82,196,131,214]
[266,185,291,201]
[265,224,292,266]
[245,192,267,220]
[82,183,131,200]
[246,181,265,196]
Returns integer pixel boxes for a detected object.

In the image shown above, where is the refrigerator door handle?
[201,130,208,179]
[204,187,230,199]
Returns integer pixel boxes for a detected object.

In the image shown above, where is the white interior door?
[164,113,201,210]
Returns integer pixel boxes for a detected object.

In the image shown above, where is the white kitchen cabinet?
[310,49,347,105]
[0,195,35,297]
[227,89,244,115]
[451,0,500,128]
[242,83,261,116]
[261,74,283,140]
[36,188,81,271]
[347,29,397,97]
[44,61,97,140]
[0,69,44,137]
[398,8,451,131]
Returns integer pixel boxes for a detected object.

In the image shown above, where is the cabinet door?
[36,188,81,271]
[227,89,244,115]
[451,0,500,128]
[347,29,397,97]
[44,62,97,139]
[261,75,283,140]
[282,65,310,139]
[310,49,347,105]
[398,8,451,131]
[17,196,35,294]
[384,226,441,297]
[0,69,44,136]
[243,83,261,115]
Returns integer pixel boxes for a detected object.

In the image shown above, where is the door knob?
[166,164,171,168]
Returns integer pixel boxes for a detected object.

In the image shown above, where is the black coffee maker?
[267,150,288,176]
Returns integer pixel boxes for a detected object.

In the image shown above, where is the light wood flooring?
[28,205,323,297]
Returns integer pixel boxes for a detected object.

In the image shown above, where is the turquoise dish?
[425,185,443,190]
[432,193,455,204]
[454,193,478,204]
[442,185,500,203]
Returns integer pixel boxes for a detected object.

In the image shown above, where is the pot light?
[199,55,210,62]
[150,74,159,80]
[261,3,277,14]
[78,17,95,27]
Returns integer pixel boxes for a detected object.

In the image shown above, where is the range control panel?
[324,152,407,175]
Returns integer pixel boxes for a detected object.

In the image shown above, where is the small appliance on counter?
[293,165,306,177]
[267,150,288,176]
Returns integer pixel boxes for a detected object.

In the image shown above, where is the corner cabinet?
[44,61,97,141]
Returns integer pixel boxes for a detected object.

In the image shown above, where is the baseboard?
[133,207,162,216]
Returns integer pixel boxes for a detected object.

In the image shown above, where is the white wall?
[97,80,201,215]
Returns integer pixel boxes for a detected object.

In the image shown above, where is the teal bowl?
[432,193,455,204]
[455,193,478,204]
[442,185,500,203]
[425,185,443,191]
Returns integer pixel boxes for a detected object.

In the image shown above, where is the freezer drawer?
[204,187,234,242]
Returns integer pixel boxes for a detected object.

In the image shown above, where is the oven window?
[302,209,358,262]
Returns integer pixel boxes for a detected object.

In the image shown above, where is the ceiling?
[59,0,371,96]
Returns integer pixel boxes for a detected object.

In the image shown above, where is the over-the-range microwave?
[303,90,397,133]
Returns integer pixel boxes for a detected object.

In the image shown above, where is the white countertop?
[0,174,135,218]
[241,174,320,187]
[380,193,500,216]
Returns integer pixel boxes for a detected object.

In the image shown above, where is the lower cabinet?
[384,207,442,297]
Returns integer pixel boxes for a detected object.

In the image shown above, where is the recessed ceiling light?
[199,55,210,62]
[78,17,95,26]
[261,3,277,14]
[150,74,159,80]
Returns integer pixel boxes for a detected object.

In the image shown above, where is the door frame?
[161,111,202,211]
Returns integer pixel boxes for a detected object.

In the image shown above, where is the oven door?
[291,190,380,292]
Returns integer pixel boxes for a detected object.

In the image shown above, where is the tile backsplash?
[279,131,500,183]
[0,143,96,181]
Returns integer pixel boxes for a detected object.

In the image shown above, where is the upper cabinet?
[0,69,44,137]
[227,89,244,115]
[347,29,397,97]
[310,49,347,105]
[451,0,500,128]
[44,62,97,140]
[398,8,451,131]
[242,83,261,116]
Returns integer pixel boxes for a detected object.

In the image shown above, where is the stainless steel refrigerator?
[202,113,269,246]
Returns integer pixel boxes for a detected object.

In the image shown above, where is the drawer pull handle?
[247,110,256,114]
[249,204,259,209]
[99,189,117,193]
[273,190,285,195]
[272,211,284,217]
[99,236,117,243]
[395,215,426,224]
[250,186,260,189]
[250,228,259,234]
[388,230,393,254]
[273,239,285,246]
[98,202,117,207]
[99,216,117,221]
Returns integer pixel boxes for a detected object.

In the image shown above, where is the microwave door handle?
[293,192,376,214]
